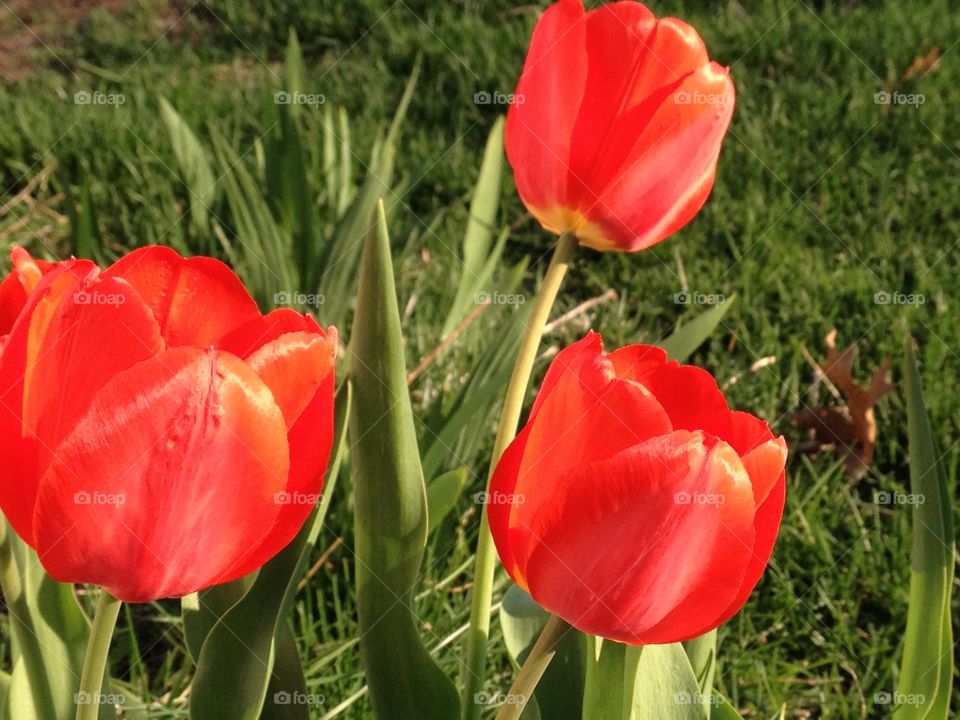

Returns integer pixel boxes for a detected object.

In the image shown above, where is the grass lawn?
[0,0,958,717]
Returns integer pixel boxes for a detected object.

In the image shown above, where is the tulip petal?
[103,245,260,347]
[520,431,755,645]
[33,347,290,602]
[0,248,58,335]
[219,308,322,358]
[616,355,735,441]
[569,9,708,199]
[505,361,673,584]
[713,469,787,627]
[242,328,337,560]
[0,265,163,544]
[581,62,735,251]
[505,0,588,234]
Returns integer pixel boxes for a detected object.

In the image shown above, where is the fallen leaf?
[791,330,894,479]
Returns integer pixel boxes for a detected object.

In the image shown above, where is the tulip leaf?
[189,380,352,720]
[442,116,506,336]
[659,294,736,362]
[709,697,745,720]
[583,637,639,720]
[630,643,706,720]
[0,524,90,720]
[499,584,585,720]
[349,200,460,720]
[684,629,717,716]
[895,342,954,720]
[427,467,468,533]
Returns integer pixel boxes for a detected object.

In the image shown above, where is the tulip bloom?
[488,333,786,644]
[0,246,336,603]
[505,0,735,252]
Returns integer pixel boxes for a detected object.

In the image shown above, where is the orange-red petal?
[32,347,290,602]
[102,245,260,347]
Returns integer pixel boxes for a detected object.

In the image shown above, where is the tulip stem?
[494,615,571,720]
[462,231,578,719]
[75,589,121,720]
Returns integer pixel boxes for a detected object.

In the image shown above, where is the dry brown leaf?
[902,47,941,81]
[790,330,894,479]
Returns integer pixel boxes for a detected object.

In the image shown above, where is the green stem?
[494,615,571,720]
[461,231,578,719]
[75,589,121,720]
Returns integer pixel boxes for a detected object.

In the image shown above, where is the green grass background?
[1,0,958,717]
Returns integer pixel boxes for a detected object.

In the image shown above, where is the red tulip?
[488,333,786,644]
[0,246,336,602]
[505,0,735,252]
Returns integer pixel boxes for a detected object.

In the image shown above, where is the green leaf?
[894,342,954,720]
[158,96,218,241]
[659,295,736,362]
[67,180,102,263]
[709,697,744,720]
[630,644,706,720]
[349,200,459,720]
[426,467,468,533]
[499,584,585,720]
[189,381,352,720]
[442,117,505,336]
[583,638,638,720]
[0,524,91,720]
[683,629,717,717]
